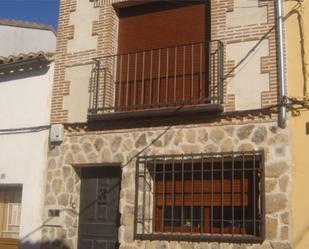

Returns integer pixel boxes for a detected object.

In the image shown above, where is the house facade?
[285,1,309,249]
[0,19,56,249]
[43,1,291,249]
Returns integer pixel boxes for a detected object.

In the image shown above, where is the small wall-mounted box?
[50,124,64,143]
[44,208,62,227]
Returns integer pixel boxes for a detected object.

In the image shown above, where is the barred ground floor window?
[134,151,265,243]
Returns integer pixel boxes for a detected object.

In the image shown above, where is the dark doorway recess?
[78,166,121,249]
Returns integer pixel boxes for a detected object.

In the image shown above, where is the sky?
[0,0,60,29]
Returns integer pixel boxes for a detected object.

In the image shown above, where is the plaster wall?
[0,26,56,56]
[285,1,309,249]
[226,39,270,111]
[67,0,99,53]
[0,131,50,248]
[226,0,267,27]
[63,64,92,123]
[0,63,54,129]
[0,63,54,248]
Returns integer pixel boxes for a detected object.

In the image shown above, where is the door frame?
[74,164,122,249]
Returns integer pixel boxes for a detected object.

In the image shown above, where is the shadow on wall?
[0,62,50,83]
[21,239,71,249]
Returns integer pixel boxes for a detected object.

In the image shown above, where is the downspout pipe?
[276,0,287,128]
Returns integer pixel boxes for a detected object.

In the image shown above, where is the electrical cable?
[0,125,51,135]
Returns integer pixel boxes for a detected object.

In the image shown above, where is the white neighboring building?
[0,19,56,249]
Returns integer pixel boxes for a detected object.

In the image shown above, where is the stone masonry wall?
[42,121,291,249]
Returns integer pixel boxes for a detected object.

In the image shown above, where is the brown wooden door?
[78,167,121,249]
[0,238,19,249]
[116,1,210,111]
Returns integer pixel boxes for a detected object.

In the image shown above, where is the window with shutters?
[88,1,224,119]
[134,152,265,243]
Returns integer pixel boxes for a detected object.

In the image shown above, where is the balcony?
[88,41,224,121]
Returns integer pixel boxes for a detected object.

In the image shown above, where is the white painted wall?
[0,25,56,57]
[226,40,270,110]
[0,62,54,248]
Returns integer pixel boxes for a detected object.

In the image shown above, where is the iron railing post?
[95,59,100,112]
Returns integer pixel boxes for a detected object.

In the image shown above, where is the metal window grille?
[88,41,224,117]
[134,151,265,243]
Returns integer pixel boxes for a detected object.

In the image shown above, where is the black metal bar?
[118,55,122,108]
[211,154,214,235]
[191,154,194,235]
[153,158,157,233]
[157,49,161,104]
[95,41,215,59]
[126,54,130,107]
[242,153,245,235]
[201,154,204,235]
[161,156,166,234]
[135,233,265,243]
[221,155,224,236]
[134,52,137,107]
[171,156,175,233]
[142,159,147,234]
[253,151,256,237]
[102,69,107,112]
[166,48,169,105]
[111,56,116,111]
[138,151,263,159]
[150,50,153,106]
[199,43,203,101]
[232,153,235,236]
[134,157,140,238]
[174,47,177,103]
[261,151,266,241]
[181,154,184,234]
[141,52,145,106]
[89,63,95,110]
[191,44,194,102]
[95,60,100,111]
[208,41,212,100]
[183,45,186,102]
[219,42,224,103]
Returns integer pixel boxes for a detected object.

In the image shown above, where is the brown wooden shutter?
[118,2,209,53]
[116,2,210,111]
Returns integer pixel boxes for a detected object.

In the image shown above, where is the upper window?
[134,151,265,243]
[117,1,210,53]
[114,1,213,112]
[88,1,225,118]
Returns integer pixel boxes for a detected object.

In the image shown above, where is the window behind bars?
[134,151,265,243]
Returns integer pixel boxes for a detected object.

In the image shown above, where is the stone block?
[210,128,224,143]
[266,193,287,213]
[265,162,288,178]
[252,126,267,144]
[266,216,278,239]
[237,125,254,140]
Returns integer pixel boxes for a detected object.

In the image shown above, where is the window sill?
[88,104,223,122]
[134,233,264,243]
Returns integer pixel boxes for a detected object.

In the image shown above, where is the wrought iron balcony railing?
[88,41,224,119]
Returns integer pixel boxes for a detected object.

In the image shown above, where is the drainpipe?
[276,0,287,128]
